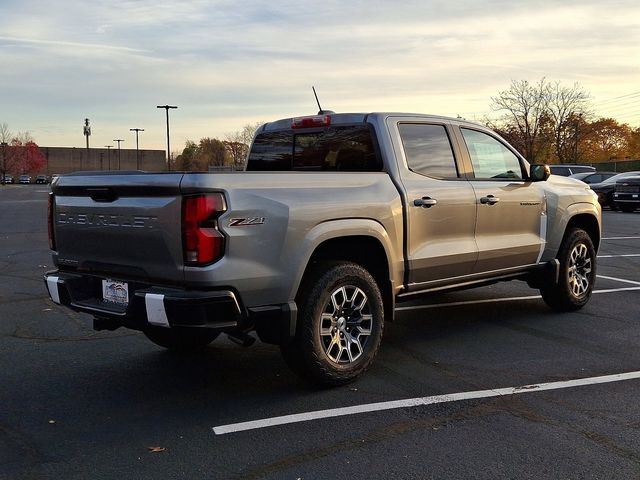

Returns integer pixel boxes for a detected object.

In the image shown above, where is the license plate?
[102,279,129,305]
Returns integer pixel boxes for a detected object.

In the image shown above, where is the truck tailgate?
[51,173,185,283]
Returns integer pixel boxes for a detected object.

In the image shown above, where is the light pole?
[1,142,7,185]
[104,146,113,170]
[82,118,91,170]
[113,139,124,170]
[129,128,144,170]
[157,105,177,171]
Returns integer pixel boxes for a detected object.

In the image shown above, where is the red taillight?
[48,193,56,250]
[182,194,226,265]
[291,115,331,129]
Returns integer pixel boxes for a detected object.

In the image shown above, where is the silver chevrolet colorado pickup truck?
[45,112,601,385]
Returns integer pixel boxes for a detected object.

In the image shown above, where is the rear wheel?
[281,261,384,386]
[540,228,596,311]
[144,326,219,351]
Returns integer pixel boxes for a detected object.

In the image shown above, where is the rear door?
[453,126,546,273]
[387,117,477,287]
[52,173,186,282]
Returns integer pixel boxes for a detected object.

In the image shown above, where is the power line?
[597,106,640,117]
[615,110,640,117]
[597,98,640,110]
[593,91,640,106]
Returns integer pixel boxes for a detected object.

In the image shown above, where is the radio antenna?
[312,86,323,114]
[312,86,334,115]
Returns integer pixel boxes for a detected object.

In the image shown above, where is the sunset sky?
[1,0,639,152]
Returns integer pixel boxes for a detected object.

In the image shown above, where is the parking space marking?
[598,254,640,258]
[213,371,640,435]
[597,275,640,286]
[602,236,640,240]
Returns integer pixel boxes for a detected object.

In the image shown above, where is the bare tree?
[491,78,551,163]
[224,122,263,170]
[547,81,591,163]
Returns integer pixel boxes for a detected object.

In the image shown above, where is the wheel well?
[566,214,600,251]
[300,236,394,321]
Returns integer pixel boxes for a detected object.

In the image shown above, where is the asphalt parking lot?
[1,185,639,480]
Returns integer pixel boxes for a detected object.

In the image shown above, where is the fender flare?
[288,218,401,301]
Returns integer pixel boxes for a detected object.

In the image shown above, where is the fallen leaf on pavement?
[147,446,167,453]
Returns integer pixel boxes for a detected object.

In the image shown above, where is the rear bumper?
[43,270,298,344]
[44,271,242,331]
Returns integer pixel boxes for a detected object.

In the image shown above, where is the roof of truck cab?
[260,112,485,132]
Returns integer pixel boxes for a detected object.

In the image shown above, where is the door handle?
[413,197,438,208]
[480,195,500,205]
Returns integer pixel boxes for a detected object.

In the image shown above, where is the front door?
[456,127,546,273]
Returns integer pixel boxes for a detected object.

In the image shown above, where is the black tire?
[619,205,636,213]
[144,326,219,351]
[281,261,384,386]
[540,228,596,312]
[606,193,616,210]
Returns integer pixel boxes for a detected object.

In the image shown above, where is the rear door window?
[398,123,459,178]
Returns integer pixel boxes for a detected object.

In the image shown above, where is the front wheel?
[540,228,596,311]
[281,262,384,386]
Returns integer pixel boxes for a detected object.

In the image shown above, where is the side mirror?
[530,164,551,182]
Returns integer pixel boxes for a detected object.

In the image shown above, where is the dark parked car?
[613,176,640,213]
[569,171,616,184]
[2,174,14,184]
[35,175,50,184]
[549,164,596,176]
[590,171,640,209]
[19,175,32,184]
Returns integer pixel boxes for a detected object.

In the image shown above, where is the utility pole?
[129,128,144,170]
[104,145,113,170]
[113,139,124,170]
[157,105,177,171]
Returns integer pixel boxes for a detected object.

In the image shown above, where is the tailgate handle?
[86,187,117,202]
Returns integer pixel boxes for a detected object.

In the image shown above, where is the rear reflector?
[291,115,331,129]
[182,194,226,265]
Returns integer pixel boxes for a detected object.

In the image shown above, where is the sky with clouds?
[1,0,639,152]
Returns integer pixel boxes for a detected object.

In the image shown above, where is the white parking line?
[213,371,640,435]
[602,236,640,240]
[598,254,640,258]
[596,275,640,286]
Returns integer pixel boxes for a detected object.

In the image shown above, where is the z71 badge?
[229,217,265,227]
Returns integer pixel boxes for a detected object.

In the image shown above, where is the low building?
[40,147,167,174]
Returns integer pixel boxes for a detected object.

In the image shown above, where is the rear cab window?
[247,125,382,172]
